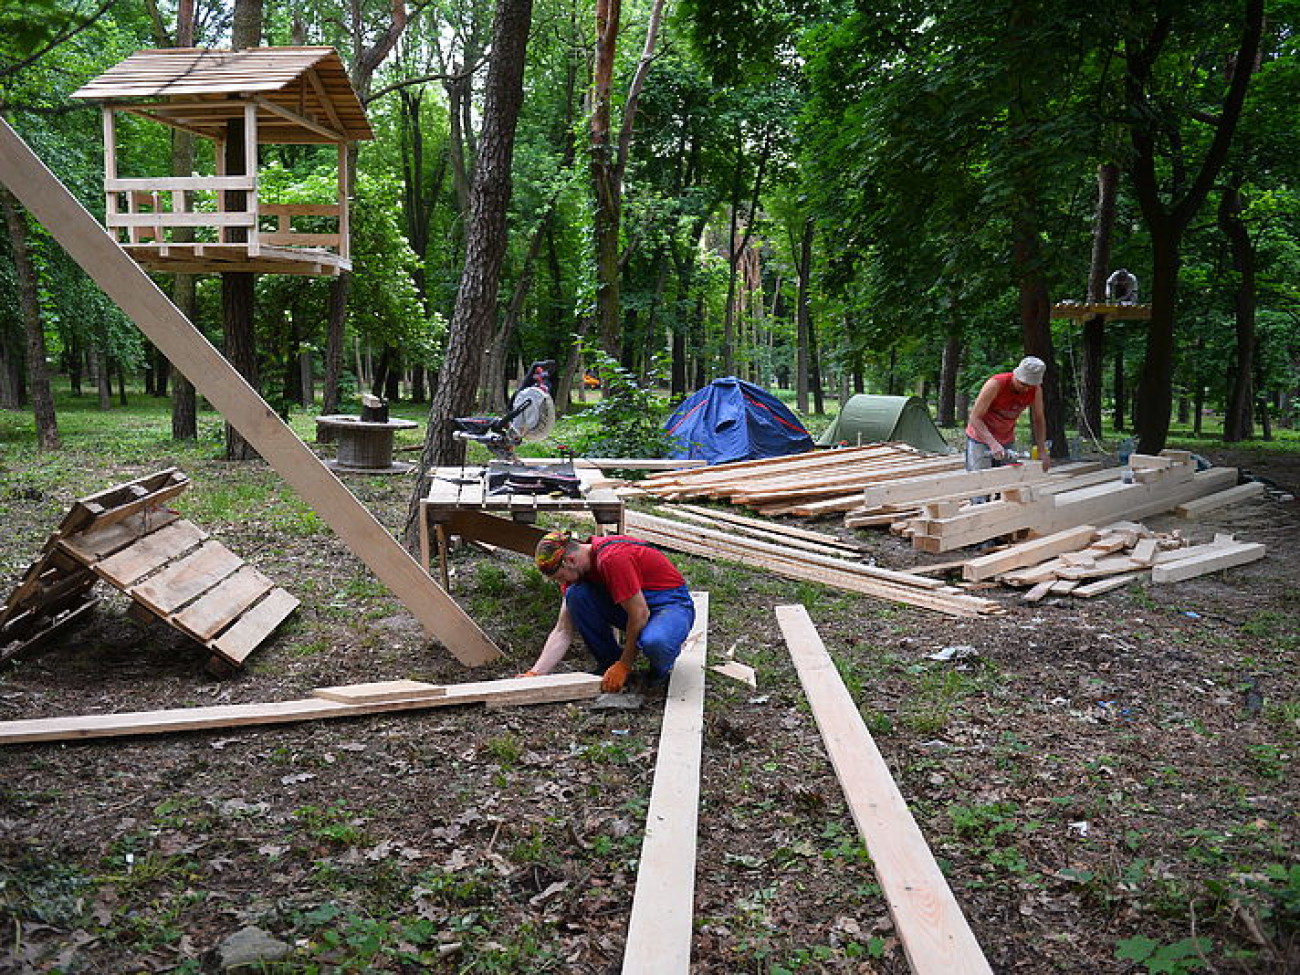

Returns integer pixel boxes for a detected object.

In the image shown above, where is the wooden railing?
[104,177,342,258]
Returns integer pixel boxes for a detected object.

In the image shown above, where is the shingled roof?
[72,47,372,144]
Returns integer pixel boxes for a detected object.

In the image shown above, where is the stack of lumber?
[844,462,1109,528]
[963,523,1266,600]
[894,451,1239,552]
[635,443,964,516]
[624,509,1004,618]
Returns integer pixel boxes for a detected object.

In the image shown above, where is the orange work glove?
[516,670,540,678]
[601,660,631,693]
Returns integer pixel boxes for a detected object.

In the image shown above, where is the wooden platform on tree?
[0,469,298,674]
[1051,301,1152,321]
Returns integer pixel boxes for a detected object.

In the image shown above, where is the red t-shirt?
[965,372,1036,445]
[584,536,685,604]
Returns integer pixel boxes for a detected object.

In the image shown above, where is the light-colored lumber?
[675,504,861,551]
[1070,571,1149,597]
[1174,480,1265,519]
[775,605,993,975]
[624,512,1003,618]
[313,679,447,703]
[1054,556,1142,581]
[1150,542,1265,583]
[0,117,499,667]
[1130,538,1160,565]
[962,526,1096,581]
[709,660,757,689]
[657,507,857,559]
[622,593,708,973]
[0,673,601,745]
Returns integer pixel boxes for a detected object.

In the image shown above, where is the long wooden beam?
[0,117,498,666]
[776,605,993,975]
[622,592,709,973]
[0,673,599,745]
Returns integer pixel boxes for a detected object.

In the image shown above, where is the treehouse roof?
[72,47,372,144]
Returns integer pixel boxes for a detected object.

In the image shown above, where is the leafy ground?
[0,401,1297,974]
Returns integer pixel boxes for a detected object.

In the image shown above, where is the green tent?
[816,395,953,454]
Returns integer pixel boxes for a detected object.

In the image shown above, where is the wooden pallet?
[0,469,298,674]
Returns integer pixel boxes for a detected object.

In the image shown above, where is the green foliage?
[1114,935,1211,974]
[567,352,677,459]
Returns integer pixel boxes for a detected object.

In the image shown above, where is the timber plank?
[0,673,603,744]
[962,526,1096,582]
[776,605,993,974]
[172,565,273,640]
[129,540,243,614]
[1071,571,1149,597]
[622,593,709,972]
[1174,480,1265,519]
[1150,542,1266,583]
[208,587,299,665]
[313,679,446,703]
[93,519,208,586]
[58,509,184,562]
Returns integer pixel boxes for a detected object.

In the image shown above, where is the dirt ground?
[0,447,1297,974]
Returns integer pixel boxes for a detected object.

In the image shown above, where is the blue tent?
[664,378,814,465]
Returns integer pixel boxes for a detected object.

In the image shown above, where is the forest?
[2,3,1300,974]
[0,0,1296,467]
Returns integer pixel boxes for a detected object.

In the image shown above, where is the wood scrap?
[962,526,1097,582]
[710,661,757,689]
[313,680,447,704]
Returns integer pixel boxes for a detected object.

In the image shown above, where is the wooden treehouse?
[72,47,372,276]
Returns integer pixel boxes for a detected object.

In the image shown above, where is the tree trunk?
[1219,181,1256,442]
[1081,161,1119,443]
[938,332,961,428]
[406,0,534,545]
[591,0,623,360]
[794,217,812,413]
[1126,0,1264,454]
[0,186,60,449]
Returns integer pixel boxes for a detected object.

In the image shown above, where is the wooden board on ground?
[776,604,993,975]
[313,679,447,703]
[1150,541,1265,583]
[623,593,709,973]
[1174,480,1265,520]
[0,673,602,745]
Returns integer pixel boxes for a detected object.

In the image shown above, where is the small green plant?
[475,563,512,596]
[568,349,676,459]
[294,801,366,847]
[1115,935,1211,974]
[484,733,523,765]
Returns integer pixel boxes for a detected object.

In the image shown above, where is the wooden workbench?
[420,466,625,587]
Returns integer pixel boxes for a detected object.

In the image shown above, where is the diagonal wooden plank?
[776,604,993,975]
[622,592,708,974]
[0,118,498,667]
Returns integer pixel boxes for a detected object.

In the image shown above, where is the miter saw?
[451,360,581,496]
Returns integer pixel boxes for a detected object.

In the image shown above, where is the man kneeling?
[520,531,695,693]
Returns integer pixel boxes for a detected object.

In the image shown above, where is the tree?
[406,0,534,543]
[1124,0,1264,454]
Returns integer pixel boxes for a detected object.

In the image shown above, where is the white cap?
[1013,356,1046,386]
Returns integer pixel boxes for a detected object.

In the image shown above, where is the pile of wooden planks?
[963,523,1266,600]
[893,452,1240,552]
[634,443,964,516]
[844,462,1109,528]
[624,509,1005,618]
